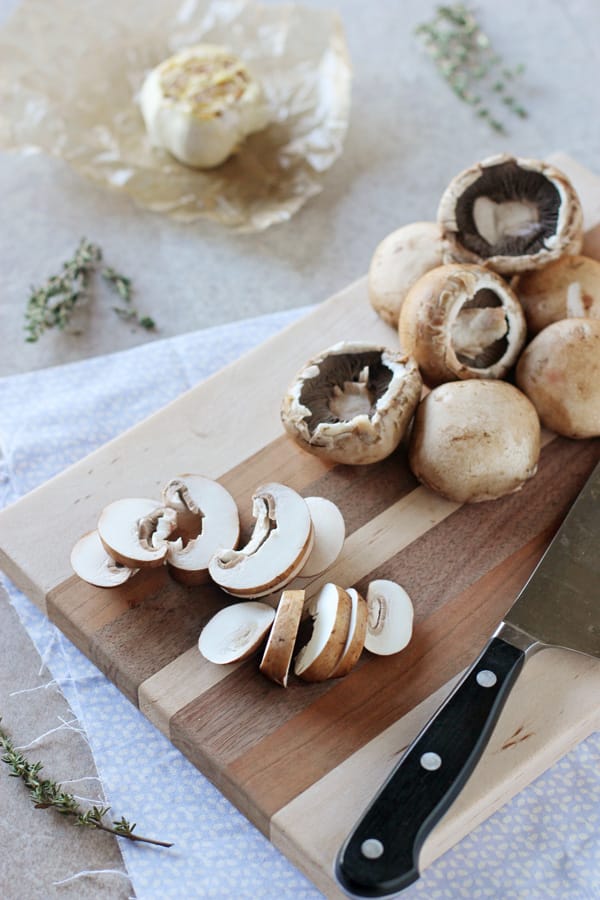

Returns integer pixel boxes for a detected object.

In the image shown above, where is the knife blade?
[336,458,600,898]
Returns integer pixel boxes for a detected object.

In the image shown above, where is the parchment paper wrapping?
[0,0,351,230]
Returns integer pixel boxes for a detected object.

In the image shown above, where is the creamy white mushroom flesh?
[516,318,600,439]
[364,580,414,656]
[515,255,600,336]
[139,44,270,169]
[97,498,180,568]
[208,483,313,598]
[329,587,368,677]
[198,601,275,665]
[259,589,306,687]
[438,154,584,274]
[70,531,138,588]
[161,475,240,585]
[281,343,423,465]
[298,497,346,578]
[409,380,541,503]
[398,263,526,387]
[294,583,352,682]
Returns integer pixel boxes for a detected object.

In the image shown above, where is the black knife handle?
[336,637,525,898]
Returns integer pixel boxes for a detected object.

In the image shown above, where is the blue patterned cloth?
[0,309,598,899]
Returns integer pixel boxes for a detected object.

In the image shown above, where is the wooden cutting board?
[1,153,599,898]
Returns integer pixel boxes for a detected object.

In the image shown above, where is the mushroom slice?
[368,222,444,327]
[281,342,423,465]
[299,497,346,578]
[70,530,138,588]
[97,498,179,568]
[162,475,240,585]
[515,255,600,336]
[294,583,352,682]
[198,601,275,665]
[438,154,584,274]
[208,483,313,598]
[516,318,600,439]
[365,580,413,656]
[398,263,526,386]
[259,589,306,687]
[329,587,368,678]
[408,380,541,503]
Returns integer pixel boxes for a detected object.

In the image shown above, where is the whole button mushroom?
[398,263,527,387]
[516,318,600,439]
[408,380,541,503]
[515,255,600,335]
[368,222,444,327]
[438,154,584,275]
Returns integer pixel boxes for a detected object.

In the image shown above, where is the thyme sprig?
[25,239,156,342]
[415,4,528,133]
[0,718,172,848]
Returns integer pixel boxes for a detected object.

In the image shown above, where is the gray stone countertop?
[0,0,599,376]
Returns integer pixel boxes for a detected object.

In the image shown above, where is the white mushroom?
[70,530,138,588]
[515,255,600,335]
[281,342,423,466]
[329,587,368,677]
[208,483,313,598]
[139,44,270,169]
[97,498,180,568]
[398,263,526,386]
[408,380,541,503]
[368,222,444,327]
[294,583,352,682]
[438,154,584,274]
[364,580,414,656]
[161,475,240,585]
[516,318,600,439]
[298,497,346,577]
[198,601,275,665]
[259,589,306,687]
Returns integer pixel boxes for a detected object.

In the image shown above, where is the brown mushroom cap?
[408,380,541,503]
[438,154,584,275]
[368,222,444,327]
[515,255,600,336]
[398,263,527,386]
[516,318,600,439]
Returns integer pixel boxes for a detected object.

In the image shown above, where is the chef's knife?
[336,458,600,898]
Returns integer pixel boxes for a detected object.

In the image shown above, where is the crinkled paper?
[0,0,351,230]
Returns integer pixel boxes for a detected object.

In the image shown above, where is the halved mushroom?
[259,589,305,686]
[208,483,313,598]
[294,583,352,682]
[198,601,275,665]
[70,530,138,588]
[364,580,414,656]
[438,154,584,274]
[281,342,423,465]
[329,587,368,677]
[97,498,180,568]
[368,222,444,327]
[299,497,346,578]
[515,255,600,336]
[399,263,526,386]
[516,318,600,439]
[408,380,541,503]
[161,475,240,585]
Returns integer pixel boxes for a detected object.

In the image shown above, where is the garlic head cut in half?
[140,44,270,169]
[281,343,423,465]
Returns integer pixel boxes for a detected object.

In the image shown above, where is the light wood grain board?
[1,154,599,898]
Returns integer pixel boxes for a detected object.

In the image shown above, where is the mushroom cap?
[408,380,541,503]
[399,263,527,386]
[438,154,584,275]
[329,587,368,677]
[139,43,270,169]
[97,497,176,568]
[368,222,444,327]
[259,589,305,686]
[208,482,313,597]
[70,530,138,588]
[515,255,600,336]
[293,583,352,682]
[281,342,423,465]
[516,318,600,439]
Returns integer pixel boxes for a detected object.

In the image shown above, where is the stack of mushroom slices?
[198,579,414,687]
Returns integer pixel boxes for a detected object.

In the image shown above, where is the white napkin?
[0,310,598,899]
